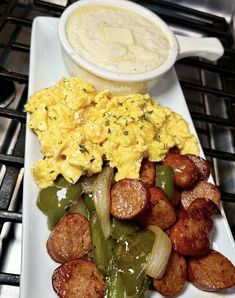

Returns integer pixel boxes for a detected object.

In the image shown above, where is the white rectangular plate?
[20,16,235,298]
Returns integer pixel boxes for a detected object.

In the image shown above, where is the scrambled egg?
[25,77,199,188]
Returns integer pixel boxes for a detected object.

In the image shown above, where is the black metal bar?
[0,167,20,210]
[181,81,235,101]
[178,58,235,77]
[135,0,228,27]
[0,210,22,223]
[140,5,233,44]
[224,48,235,57]
[11,42,30,53]
[0,108,26,123]
[221,191,235,203]
[33,0,65,13]
[191,111,235,128]
[0,70,28,84]
[0,0,17,30]
[0,154,24,166]
[0,273,20,286]
[203,148,235,161]
[6,16,32,27]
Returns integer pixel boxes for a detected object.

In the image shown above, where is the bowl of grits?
[58,0,224,94]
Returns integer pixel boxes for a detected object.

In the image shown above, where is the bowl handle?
[176,35,224,61]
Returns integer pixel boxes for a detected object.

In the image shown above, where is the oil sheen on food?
[66,5,170,74]
[25,77,199,189]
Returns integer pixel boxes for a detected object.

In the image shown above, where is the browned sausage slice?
[163,153,198,189]
[141,187,176,230]
[110,179,149,220]
[181,181,221,210]
[169,215,212,256]
[52,259,106,298]
[47,213,91,263]
[153,251,187,296]
[188,250,235,291]
[187,198,221,218]
[168,146,180,154]
[139,158,156,187]
[172,189,181,208]
[175,209,187,220]
[186,154,210,181]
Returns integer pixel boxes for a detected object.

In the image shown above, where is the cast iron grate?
[0,0,234,290]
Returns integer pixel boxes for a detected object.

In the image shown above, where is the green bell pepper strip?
[105,258,125,298]
[89,210,114,275]
[37,176,83,230]
[155,165,174,201]
[84,194,113,275]
[105,230,155,298]
[111,218,139,240]
[83,193,96,214]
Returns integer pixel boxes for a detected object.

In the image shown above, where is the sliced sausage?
[172,188,181,208]
[181,181,221,210]
[163,153,198,189]
[168,146,180,154]
[140,158,156,187]
[139,187,176,230]
[176,209,187,220]
[188,250,235,291]
[186,154,210,181]
[47,213,91,263]
[52,259,106,298]
[110,179,149,220]
[187,198,221,218]
[169,215,212,256]
[153,251,187,296]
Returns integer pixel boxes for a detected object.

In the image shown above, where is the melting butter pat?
[103,26,134,45]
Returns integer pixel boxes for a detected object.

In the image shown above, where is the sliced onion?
[145,225,172,279]
[81,175,97,194]
[67,198,88,218]
[93,167,114,239]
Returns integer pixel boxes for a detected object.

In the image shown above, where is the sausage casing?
[140,158,156,187]
[186,154,210,181]
[153,251,187,296]
[188,250,235,291]
[47,213,91,263]
[110,179,149,220]
[181,181,221,210]
[163,153,198,189]
[169,215,212,256]
[140,187,176,230]
[52,259,106,298]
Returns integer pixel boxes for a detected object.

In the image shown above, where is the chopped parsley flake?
[123,131,129,135]
[79,145,89,153]
[155,135,161,142]
[141,112,150,122]
[105,119,110,126]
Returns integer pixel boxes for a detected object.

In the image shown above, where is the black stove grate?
[0,0,234,291]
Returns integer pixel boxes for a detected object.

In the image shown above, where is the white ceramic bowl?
[58,0,224,94]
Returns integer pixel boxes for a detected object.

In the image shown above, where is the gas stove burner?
[0,77,16,108]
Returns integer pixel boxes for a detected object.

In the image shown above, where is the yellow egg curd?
[25,77,199,188]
